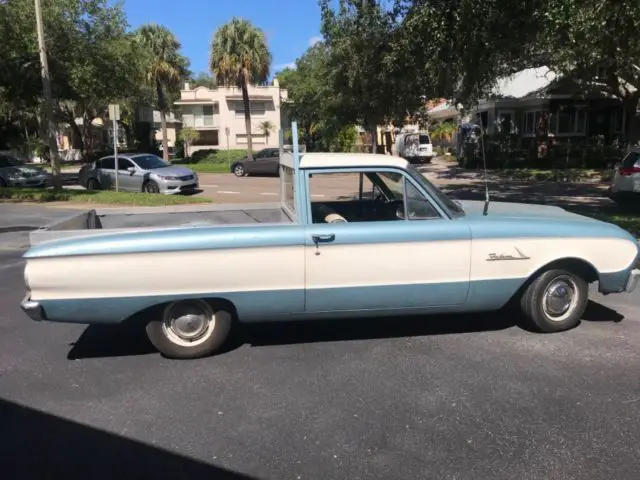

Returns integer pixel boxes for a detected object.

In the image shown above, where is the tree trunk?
[370,124,377,154]
[241,80,253,161]
[156,80,169,161]
[160,110,168,161]
[69,120,84,155]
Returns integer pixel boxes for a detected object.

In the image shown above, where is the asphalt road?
[2,245,640,479]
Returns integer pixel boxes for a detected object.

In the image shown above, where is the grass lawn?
[487,168,611,183]
[172,149,247,173]
[182,162,232,173]
[0,187,212,206]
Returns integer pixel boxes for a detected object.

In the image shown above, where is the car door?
[303,167,471,313]
[117,157,143,192]
[263,149,281,175]
[248,149,269,174]
[97,157,115,189]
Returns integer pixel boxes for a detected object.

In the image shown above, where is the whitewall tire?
[146,299,232,359]
[520,269,588,332]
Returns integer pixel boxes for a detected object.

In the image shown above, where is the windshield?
[404,164,466,218]
[133,155,171,170]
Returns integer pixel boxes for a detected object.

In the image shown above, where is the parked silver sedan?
[79,154,199,194]
[0,153,51,188]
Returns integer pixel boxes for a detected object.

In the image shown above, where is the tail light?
[619,166,640,176]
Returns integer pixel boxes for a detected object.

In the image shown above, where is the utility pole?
[34,0,60,188]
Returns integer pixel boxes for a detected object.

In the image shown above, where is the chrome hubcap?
[543,276,577,320]
[165,302,209,341]
[235,166,244,175]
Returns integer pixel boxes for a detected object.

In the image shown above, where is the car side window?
[118,158,134,170]
[405,179,440,220]
[308,170,441,223]
[101,157,115,169]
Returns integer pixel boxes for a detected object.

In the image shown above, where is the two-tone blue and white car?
[20,135,640,359]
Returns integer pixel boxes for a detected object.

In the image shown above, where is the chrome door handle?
[311,233,335,244]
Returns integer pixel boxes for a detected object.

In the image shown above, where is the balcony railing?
[183,115,219,128]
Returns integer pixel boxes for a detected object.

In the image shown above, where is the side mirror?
[127,166,136,174]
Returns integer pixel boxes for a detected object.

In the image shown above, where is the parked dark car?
[230,148,280,177]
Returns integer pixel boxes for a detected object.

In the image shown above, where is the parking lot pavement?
[2,249,640,479]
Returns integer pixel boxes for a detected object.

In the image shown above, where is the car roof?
[298,152,409,170]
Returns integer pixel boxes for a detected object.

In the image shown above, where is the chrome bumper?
[20,294,44,321]
[625,268,640,293]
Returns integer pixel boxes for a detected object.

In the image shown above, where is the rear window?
[622,152,640,168]
[419,134,431,145]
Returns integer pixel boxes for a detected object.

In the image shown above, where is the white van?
[395,132,436,164]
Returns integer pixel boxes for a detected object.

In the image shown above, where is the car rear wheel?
[520,268,588,332]
[233,163,246,177]
[143,180,160,194]
[146,299,232,359]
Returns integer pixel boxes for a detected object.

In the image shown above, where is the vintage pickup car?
[20,129,640,359]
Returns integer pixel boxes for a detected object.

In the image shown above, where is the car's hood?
[459,200,598,222]
[149,165,195,177]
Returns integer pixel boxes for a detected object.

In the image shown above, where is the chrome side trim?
[625,268,640,293]
[20,294,44,321]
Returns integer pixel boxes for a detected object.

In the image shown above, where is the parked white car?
[609,147,640,205]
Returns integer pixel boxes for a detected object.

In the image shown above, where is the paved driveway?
[2,248,640,479]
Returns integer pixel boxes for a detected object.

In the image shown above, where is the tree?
[136,23,190,161]
[191,72,216,89]
[210,17,272,161]
[393,0,545,107]
[258,120,275,145]
[178,127,200,157]
[540,0,640,147]
[0,0,147,159]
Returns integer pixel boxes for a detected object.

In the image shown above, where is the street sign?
[224,126,230,136]
[108,104,120,121]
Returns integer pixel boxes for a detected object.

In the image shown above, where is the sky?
[118,0,326,77]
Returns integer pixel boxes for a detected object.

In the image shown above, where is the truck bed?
[29,202,294,246]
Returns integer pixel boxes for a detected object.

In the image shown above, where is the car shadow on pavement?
[66,300,626,359]
[582,299,625,323]
[0,398,259,480]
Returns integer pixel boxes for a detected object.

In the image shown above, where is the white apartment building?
[174,79,289,152]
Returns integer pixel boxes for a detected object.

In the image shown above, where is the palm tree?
[210,18,272,161]
[258,120,275,145]
[136,24,188,161]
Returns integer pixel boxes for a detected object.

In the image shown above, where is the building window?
[611,107,624,133]
[550,107,587,135]
[496,110,515,134]
[236,134,266,144]
[523,110,543,136]
[202,105,214,126]
[234,101,266,119]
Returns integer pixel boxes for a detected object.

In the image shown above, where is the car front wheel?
[143,180,160,194]
[520,269,588,332]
